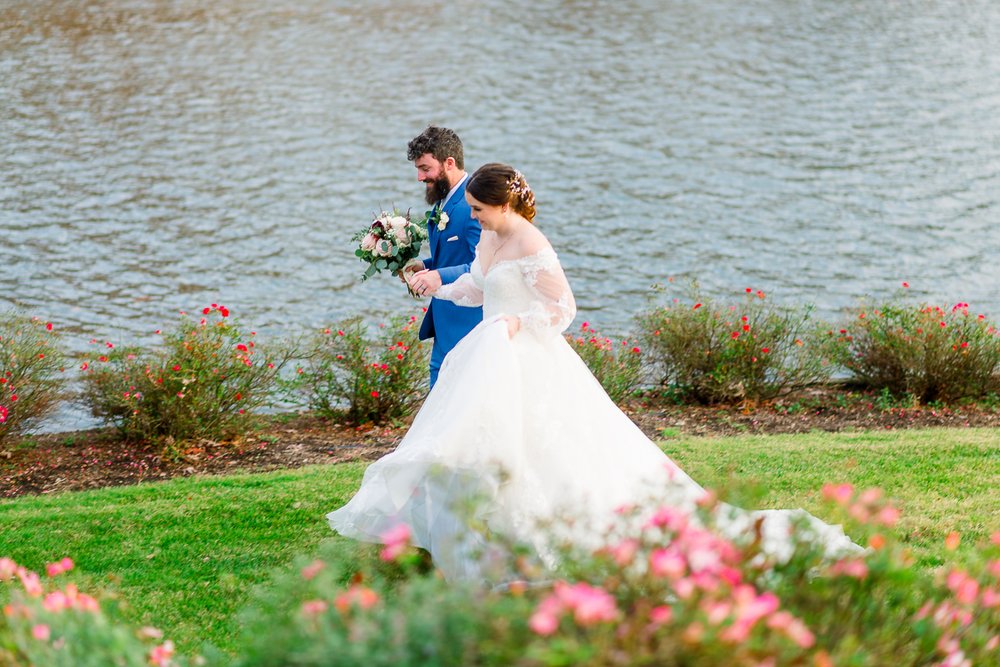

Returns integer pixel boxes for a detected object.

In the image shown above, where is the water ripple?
[2,0,999,430]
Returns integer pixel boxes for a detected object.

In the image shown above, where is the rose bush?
[822,290,1000,403]
[282,312,428,425]
[79,304,293,449]
[637,286,830,404]
[565,321,645,404]
[0,313,66,447]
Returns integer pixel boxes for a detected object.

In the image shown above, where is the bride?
[328,163,859,582]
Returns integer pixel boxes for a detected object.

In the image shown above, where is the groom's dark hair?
[407,126,464,170]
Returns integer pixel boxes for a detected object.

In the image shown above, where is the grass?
[0,463,371,656]
[1,428,998,657]
[663,428,999,565]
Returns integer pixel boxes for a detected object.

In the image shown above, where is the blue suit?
[419,177,483,386]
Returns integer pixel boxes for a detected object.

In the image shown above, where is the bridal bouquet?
[353,209,429,282]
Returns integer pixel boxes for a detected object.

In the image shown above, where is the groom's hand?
[409,269,442,297]
[399,259,424,284]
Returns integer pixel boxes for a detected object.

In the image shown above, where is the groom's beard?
[424,174,451,205]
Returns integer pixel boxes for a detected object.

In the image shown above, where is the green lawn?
[662,427,999,556]
[1,427,997,656]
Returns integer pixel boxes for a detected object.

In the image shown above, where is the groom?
[404,126,483,387]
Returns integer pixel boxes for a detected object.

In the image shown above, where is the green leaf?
[375,259,387,270]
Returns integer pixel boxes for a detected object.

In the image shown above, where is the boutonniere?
[435,210,449,231]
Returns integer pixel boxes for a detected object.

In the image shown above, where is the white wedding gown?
[328,247,859,581]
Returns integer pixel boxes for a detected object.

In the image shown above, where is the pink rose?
[373,238,395,257]
[360,232,378,252]
[392,224,410,245]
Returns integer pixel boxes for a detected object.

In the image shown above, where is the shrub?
[636,286,830,404]
[226,484,1000,667]
[0,556,190,667]
[283,313,428,425]
[79,304,293,446]
[226,544,535,667]
[565,321,645,404]
[823,296,1000,403]
[3,483,999,666]
[0,313,65,446]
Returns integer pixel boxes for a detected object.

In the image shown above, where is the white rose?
[360,232,378,252]
[437,211,449,231]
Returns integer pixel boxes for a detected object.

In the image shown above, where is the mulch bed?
[3,389,999,500]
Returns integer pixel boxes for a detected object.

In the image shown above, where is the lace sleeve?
[435,258,484,307]
[515,248,576,337]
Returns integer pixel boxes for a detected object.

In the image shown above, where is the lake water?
[2,0,999,429]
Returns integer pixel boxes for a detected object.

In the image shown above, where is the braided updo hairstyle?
[466,163,536,222]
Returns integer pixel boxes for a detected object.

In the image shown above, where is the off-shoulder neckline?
[476,246,557,277]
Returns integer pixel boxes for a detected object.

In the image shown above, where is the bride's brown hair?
[466,163,536,222]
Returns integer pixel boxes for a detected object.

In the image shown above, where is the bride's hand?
[502,315,520,339]
[409,269,442,297]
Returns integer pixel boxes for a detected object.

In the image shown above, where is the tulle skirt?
[328,317,859,581]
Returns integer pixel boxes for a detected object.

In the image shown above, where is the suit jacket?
[418,177,483,347]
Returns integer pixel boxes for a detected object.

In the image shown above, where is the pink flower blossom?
[300,560,325,580]
[649,548,686,579]
[946,570,979,605]
[644,506,690,532]
[42,591,68,612]
[18,570,43,597]
[848,503,871,523]
[785,617,816,648]
[149,640,175,667]
[301,600,328,616]
[877,505,901,527]
[713,585,780,643]
[558,583,618,625]
[687,546,723,574]
[45,557,73,578]
[0,557,17,581]
[379,523,412,562]
[528,608,560,635]
[530,581,618,632]
[674,577,696,599]
[821,483,854,505]
[75,593,99,613]
[610,539,639,566]
[829,558,869,579]
[31,624,50,641]
[334,584,379,613]
[649,605,673,626]
[980,587,1000,609]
